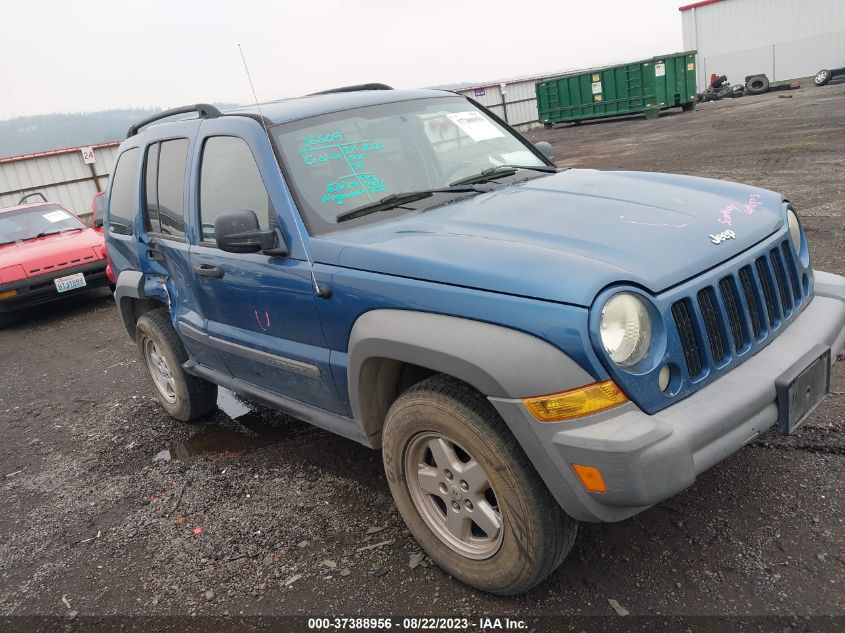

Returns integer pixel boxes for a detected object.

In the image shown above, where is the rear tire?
[382,375,577,595]
[135,308,217,421]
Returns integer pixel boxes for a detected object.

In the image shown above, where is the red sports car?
[0,195,110,328]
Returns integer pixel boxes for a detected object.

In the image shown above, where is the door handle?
[194,263,223,278]
[148,249,165,262]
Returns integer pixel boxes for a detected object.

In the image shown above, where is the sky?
[0,0,686,120]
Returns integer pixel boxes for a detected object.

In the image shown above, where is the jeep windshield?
[272,97,553,234]
[0,205,85,246]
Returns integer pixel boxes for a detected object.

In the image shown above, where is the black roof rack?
[308,83,393,96]
[126,103,222,138]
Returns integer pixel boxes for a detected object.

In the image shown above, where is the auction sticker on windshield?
[54,272,86,293]
[43,210,70,223]
[446,111,504,142]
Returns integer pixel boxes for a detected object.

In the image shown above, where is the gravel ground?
[1,82,844,625]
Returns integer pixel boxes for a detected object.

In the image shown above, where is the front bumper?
[491,270,845,523]
[0,261,109,314]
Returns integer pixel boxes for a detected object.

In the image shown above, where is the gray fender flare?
[114,270,146,338]
[346,309,594,436]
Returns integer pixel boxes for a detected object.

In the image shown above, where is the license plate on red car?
[776,345,831,435]
[54,272,86,293]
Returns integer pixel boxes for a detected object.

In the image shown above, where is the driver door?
[188,124,344,415]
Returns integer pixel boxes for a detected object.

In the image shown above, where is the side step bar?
[183,360,379,449]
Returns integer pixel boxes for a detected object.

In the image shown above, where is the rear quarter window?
[109,148,140,236]
[143,139,189,239]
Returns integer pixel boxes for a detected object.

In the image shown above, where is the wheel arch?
[114,270,168,339]
[347,310,594,443]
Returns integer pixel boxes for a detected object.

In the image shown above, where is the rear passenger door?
[139,130,225,371]
[188,121,344,414]
[105,146,141,276]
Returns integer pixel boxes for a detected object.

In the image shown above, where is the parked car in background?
[108,88,845,595]
[0,195,110,328]
[92,191,116,286]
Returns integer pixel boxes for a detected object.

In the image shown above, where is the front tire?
[382,375,577,595]
[0,312,14,329]
[135,308,217,421]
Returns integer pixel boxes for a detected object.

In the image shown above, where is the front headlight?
[599,293,652,367]
[787,208,801,253]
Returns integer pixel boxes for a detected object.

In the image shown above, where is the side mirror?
[534,141,555,163]
[93,217,105,228]
[214,210,288,256]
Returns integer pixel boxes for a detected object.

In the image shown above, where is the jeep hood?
[313,169,785,306]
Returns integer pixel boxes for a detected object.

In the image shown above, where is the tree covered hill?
[0,105,238,158]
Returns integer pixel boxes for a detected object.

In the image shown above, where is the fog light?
[658,365,671,392]
[572,464,607,493]
[0,289,18,301]
[523,380,628,422]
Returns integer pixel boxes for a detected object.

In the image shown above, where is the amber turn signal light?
[572,464,607,493]
[523,380,628,422]
[0,289,18,301]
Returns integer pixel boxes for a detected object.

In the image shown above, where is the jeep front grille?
[671,239,804,378]
[671,299,702,377]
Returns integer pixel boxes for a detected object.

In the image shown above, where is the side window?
[199,136,274,242]
[143,139,188,239]
[157,139,189,237]
[108,148,140,235]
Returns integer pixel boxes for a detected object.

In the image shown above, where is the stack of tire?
[744,74,770,95]
[814,69,836,86]
[697,75,744,102]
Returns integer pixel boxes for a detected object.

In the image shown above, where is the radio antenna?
[238,43,267,126]
[237,44,327,298]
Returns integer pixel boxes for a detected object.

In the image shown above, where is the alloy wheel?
[404,432,503,560]
[144,338,178,404]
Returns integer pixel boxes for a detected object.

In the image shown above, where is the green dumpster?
[536,51,698,125]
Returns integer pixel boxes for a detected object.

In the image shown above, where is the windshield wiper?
[0,240,19,247]
[450,164,557,187]
[34,227,83,239]
[335,185,485,223]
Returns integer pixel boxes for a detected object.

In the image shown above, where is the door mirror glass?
[534,141,554,162]
[214,210,285,255]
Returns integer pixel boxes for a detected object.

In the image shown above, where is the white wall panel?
[456,77,545,131]
[775,31,845,81]
[682,0,845,89]
[700,44,774,86]
[0,143,119,217]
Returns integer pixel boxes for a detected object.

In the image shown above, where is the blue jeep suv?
[106,85,845,595]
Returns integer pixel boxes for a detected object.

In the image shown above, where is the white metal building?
[0,142,120,221]
[681,0,845,90]
[453,76,553,132]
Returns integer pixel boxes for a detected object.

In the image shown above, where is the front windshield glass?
[0,205,85,246]
[272,96,547,234]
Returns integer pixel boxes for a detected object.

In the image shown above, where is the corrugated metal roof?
[0,143,118,216]
[679,0,729,11]
[0,141,121,164]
